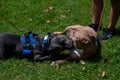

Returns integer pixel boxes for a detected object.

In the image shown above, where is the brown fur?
[52,25,101,65]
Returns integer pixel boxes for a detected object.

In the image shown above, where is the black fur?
[0,32,73,63]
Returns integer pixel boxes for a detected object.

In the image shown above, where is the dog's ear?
[81,37,90,44]
[47,32,57,37]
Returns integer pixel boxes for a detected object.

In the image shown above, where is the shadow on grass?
[114,28,120,37]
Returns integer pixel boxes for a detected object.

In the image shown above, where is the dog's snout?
[65,40,73,48]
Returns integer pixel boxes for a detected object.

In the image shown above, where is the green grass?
[0,0,120,80]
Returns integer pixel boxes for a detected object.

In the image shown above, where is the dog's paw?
[50,61,59,66]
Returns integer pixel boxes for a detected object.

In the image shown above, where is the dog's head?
[48,32,73,53]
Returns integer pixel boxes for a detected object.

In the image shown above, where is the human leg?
[108,0,120,30]
[99,0,120,40]
[89,0,103,31]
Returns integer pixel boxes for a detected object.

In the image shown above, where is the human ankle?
[91,23,99,26]
[106,28,115,35]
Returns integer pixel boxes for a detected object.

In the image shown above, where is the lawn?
[0,0,120,80]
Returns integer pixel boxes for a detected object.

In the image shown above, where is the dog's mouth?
[47,32,74,53]
[48,40,74,51]
[48,45,67,51]
[65,40,74,49]
[69,49,84,59]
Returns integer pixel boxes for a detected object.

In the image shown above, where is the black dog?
[0,32,73,63]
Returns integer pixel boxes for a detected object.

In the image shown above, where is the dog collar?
[43,35,49,48]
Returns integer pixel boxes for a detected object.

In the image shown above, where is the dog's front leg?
[51,60,66,66]
[35,55,51,61]
[33,50,42,65]
[33,50,51,64]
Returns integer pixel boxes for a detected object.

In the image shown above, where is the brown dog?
[52,25,101,65]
